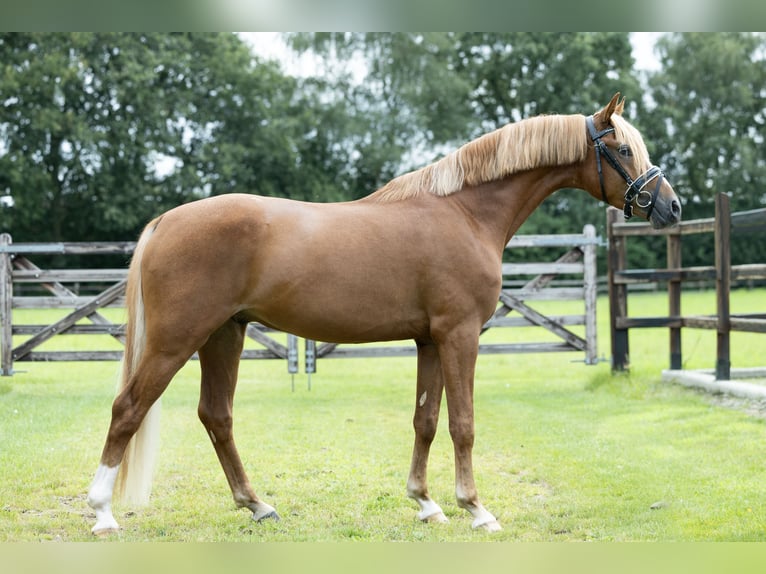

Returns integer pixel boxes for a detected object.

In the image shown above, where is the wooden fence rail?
[1,227,600,377]
[607,193,766,380]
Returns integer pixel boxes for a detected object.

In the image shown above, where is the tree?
[0,33,310,242]
[649,33,766,217]
[648,32,766,266]
[286,33,478,198]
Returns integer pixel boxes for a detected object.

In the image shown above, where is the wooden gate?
[1,226,599,377]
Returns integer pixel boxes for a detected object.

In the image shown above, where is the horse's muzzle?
[649,195,682,229]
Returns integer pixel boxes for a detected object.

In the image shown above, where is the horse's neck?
[452,164,584,251]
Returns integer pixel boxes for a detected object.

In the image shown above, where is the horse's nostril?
[671,199,681,217]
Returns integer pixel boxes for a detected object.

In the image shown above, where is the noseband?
[586,115,664,221]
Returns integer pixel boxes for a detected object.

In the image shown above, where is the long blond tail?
[114,219,161,505]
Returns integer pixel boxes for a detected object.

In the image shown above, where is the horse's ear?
[615,95,625,115]
[594,92,623,127]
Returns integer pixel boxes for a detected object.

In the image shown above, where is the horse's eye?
[618,144,632,158]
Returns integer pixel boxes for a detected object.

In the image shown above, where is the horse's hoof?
[92,526,119,537]
[91,516,120,537]
[473,519,502,533]
[254,510,280,523]
[420,511,449,524]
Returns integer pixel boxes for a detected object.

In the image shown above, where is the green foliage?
[647,32,766,268]
[650,33,766,218]
[0,33,283,240]
[0,33,355,242]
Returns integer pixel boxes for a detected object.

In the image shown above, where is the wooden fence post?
[607,208,629,371]
[1,233,13,376]
[714,193,731,380]
[667,231,682,369]
[582,224,598,365]
[305,338,316,391]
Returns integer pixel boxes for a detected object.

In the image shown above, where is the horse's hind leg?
[88,350,188,534]
[406,341,448,523]
[197,319,279,522]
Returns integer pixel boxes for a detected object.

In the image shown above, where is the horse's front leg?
[438,329,502,532]
[406,341,448,523]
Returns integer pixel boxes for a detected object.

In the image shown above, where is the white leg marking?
[408,485,448,523]
[87,464,120,535]
[456,485,502,532]
[471,508,502,532]
[415,498,448,522]
[418,391,428,407]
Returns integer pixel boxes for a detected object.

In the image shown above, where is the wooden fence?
[1,226,599,377]
[607,193,766,380]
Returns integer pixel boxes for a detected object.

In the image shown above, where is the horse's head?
[587,93,681,229]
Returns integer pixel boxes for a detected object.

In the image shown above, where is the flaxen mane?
[370,112,651,202]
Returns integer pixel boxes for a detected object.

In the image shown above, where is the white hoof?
[249,501,280,522]
[472,516,502,532]
[91,514,120,536]
[418,509,449,523]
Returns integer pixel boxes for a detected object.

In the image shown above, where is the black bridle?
[586,115,664,221]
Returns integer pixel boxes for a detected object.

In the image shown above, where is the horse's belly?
[245,292,429,344]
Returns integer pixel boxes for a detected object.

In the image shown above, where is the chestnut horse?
[87,94,681,535]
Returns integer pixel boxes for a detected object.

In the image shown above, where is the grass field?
[1,288,765,541]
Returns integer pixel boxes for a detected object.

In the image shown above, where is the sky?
[630,32,664,71]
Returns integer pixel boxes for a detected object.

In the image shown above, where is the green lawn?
[1,288,765,541]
